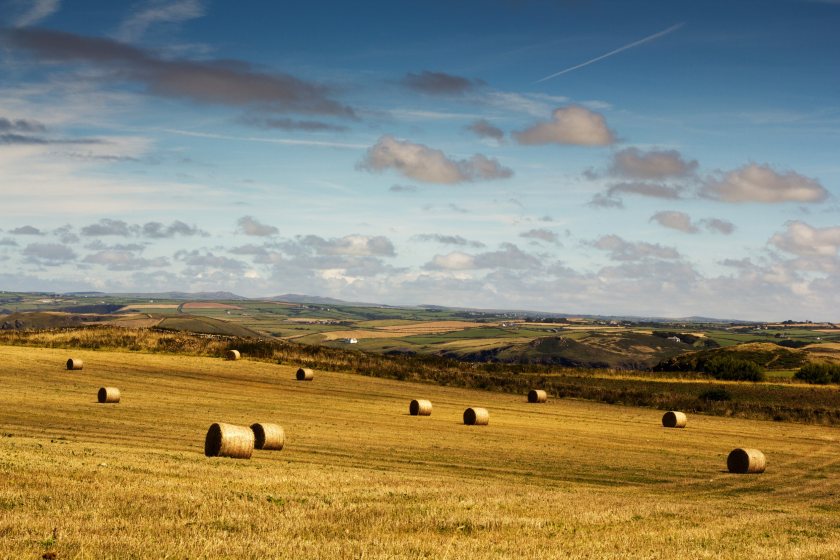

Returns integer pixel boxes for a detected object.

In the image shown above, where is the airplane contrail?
[535,22,685,84]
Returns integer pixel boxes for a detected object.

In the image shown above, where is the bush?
[702,356,764,382]
[699,388,731,401]
[795,363,840,385]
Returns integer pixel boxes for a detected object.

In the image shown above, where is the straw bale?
[66,358,83,370]
[727,448,766,474]
[528,389,547,403]
[296,367,314,381]
[662,411,687,428]
[463,407,489,426]
[97,387,120,404]
[204,422,254,459]
[409,399,432,416]
[250,423,285,451]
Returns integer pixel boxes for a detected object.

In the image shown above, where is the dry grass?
[1,344,838,558]
[117,304,180,311]
[181,302,242,310]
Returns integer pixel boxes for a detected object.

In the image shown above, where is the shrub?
[699,388,732,401]
[795,363,840,385]
[702,356,764,382]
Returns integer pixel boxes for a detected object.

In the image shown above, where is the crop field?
[1,344,838,559]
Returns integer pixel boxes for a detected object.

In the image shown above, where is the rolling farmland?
[1,344,838,558]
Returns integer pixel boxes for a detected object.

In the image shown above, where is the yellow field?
[314,321,497,341]
[1,345,838,559]
[117,304,180,311]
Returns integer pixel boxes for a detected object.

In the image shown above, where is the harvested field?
[1,344,838,558]
[181,302,242,310]
[118,304,180,311]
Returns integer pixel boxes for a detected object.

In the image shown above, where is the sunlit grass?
[1,344,838,558]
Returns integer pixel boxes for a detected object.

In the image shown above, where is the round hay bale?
[226,349,241,361]
[409,399,432,416]
[463,407,489,426]
[296,367,314,381]
[662,411,687,428]
[250,423,285,451]
[528,389,547,403]
[727,448,766,474]
[97,387,120,404]
[204,422,254,459]
[66,358,83,370]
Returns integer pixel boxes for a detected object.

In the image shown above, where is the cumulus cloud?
[608,182,682,199]
[701,163,828,203]
[359,135,513,184]
[23,242,76,265]
[174,250,246,270]
[466,119,504,141]
[142,220,205,238]
[513,105,615,146]
[701,218,735,235]
[53,225,79,244]
[424,243,541,271]
[116,0,206,42]
[401,71,483,95]
[236,216,278,237]
[79,219,205,238]
[9,0,60,27]
[84,240,146,251]
[3,27,354,117]
[297,234,396,257]
[83,250,169,271]
[649,211,699,234]
[520,229,560,244]
[9,225,44,235]
[770,221,840,258]
[650,212,736,235]
[424,251,475,271]
[81,219,135,237]
[610,147,697,179]
[592,235,680,261]
[412,234,485,248]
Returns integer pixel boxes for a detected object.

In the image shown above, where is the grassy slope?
[1,345,838,559]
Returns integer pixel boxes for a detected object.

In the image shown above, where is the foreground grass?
[1,345,839,559]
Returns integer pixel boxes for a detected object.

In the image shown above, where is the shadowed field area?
[1,345,838,559]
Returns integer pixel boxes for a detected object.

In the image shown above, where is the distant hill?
[98,291,248,301]
[269,294,382,307]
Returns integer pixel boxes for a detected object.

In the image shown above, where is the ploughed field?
[1,345,838,559]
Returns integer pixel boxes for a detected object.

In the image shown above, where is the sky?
[1,0,839,320]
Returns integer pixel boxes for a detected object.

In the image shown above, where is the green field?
[1,344,839,558]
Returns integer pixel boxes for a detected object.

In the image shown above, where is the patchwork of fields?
[1,345,838,558]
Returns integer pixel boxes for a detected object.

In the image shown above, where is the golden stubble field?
[0,345,838,559]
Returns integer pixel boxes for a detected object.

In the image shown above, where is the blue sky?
[1,0,839,320]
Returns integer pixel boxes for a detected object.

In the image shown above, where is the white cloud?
[513,106,615,146]
[237,216,278,237]
[425,252,476,271]
[649,211,698,233]
[610,147,697,179]
[116,0,206,42]
[702,163,828,203]
[770,221,840,258]
[359,135,512,184]
[593,235,680,261]
[10,0,60,27]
